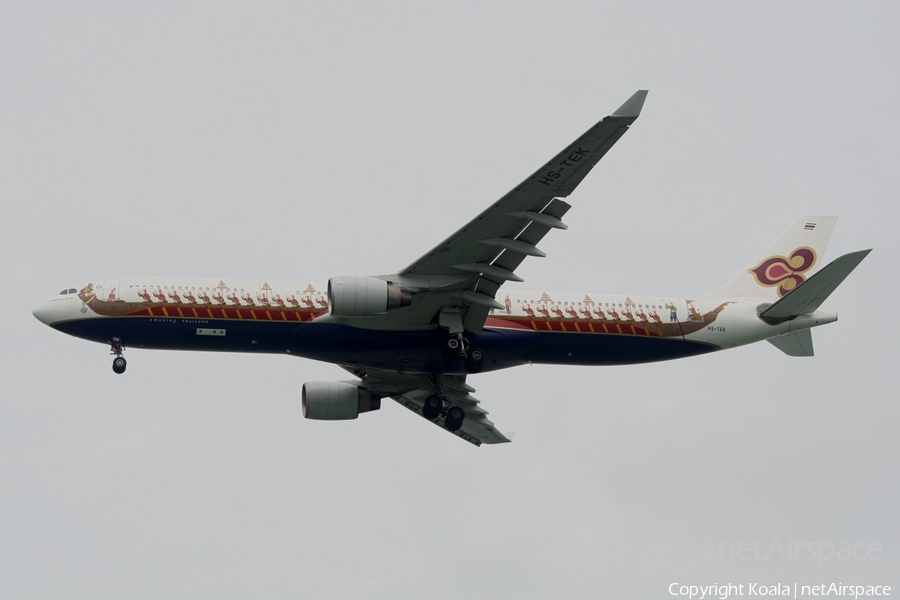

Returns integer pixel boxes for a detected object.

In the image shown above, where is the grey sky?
[2,2,897,598]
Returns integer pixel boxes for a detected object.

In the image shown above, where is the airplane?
[32,90,871,446]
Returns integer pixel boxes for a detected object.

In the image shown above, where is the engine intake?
[327,276,412,318]
[302,381,381,420]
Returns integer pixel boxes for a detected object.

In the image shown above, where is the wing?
[392,90,648,334]
[340,366,513,447]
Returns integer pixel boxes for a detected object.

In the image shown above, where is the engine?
[301,381,381,420]
[327,276,412,318]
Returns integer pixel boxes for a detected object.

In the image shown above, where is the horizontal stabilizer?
[768,330,814,357]
[761,249,871,320]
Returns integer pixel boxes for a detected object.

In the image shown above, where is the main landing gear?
[110,339,127,374]
[422,394,466,432]
[441,334,485,373]
[423,395,443,420]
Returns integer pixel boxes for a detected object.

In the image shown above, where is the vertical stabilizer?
[703,215,838,300]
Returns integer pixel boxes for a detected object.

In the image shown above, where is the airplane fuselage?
[33,275,837,375]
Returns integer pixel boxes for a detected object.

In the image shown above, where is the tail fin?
[703,215,838,300]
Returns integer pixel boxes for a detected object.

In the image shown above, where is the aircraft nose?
[32,300,54,326]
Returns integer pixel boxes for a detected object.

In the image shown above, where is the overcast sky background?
[1,2,898,598]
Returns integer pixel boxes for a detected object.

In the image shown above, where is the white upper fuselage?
[32,275,838,358]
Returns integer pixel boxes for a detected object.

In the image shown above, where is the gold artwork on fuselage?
[79,281,330,322]
[78,278,733,339]
[490,298,732,338]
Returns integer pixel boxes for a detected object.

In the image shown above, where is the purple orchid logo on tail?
[748,247,817,297]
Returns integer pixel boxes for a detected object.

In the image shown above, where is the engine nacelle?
[301,381,381,420]
[327,276,412,318]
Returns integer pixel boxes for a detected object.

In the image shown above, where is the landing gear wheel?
[423,395,443,420]
[465,347,485,373]
[109,339,126,374]
[442,336,462,361]
[445,405,465,432]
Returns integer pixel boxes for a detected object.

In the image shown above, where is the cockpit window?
[69,288,77,294]
[59,288,78,295]
[59,290,68,295]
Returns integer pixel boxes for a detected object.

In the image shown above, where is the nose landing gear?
[110,339,127,374]
[112,356,127,374]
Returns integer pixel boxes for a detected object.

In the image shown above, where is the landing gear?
[465,348,485,373]
[445,405,465,432]
[421,394,466,432]
[441,333,487,370]
[110,339,126,374]
[423,395,443,420]
[441,335,464,361]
